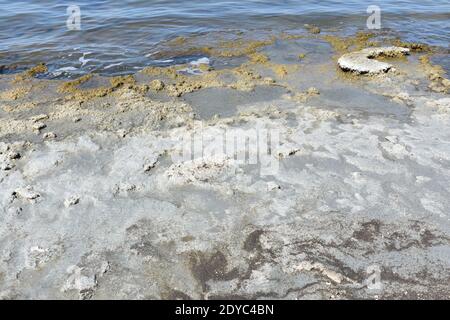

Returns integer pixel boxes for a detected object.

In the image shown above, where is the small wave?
[104,62,124,70]
[190,57,210,66]
[79,52,93,67]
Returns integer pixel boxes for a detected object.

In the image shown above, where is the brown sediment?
[57,74,113,100]
[210,38,276,58]
[142,65,184,80]
[110,75,150,95]
[323,32,377,53]
[141,34,299,94]
[291,87,320,102]
[270,64,290,78]
[58,74,93,93]
[13,63,48,83]
[197,63,213,72]
[56,74,151,101]
[391,40,431,52]
[248,52,270,64]
[242,49,297,79]
[150,79,165,91]
[110,75,136,88]
[279,33,305,41]
[169,36,187,46]
[419,54,450,93]
[10,32,423,104]
[142,50,292,96]
[158,36,277,62]
[304,24,321,34]
[0,87,29,101]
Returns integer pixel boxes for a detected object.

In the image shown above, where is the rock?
[25,245,62,269]
[99,261,110,275]
[8,152,21,160]
[292,87,320,103]
[64,196,80,208]
[426,98,450,114]
[338,47,410,74]
[117,129,128,138]
[304,24,321,34]
[143,155,159,172]
[113,183,137,196]
[165,155,233,185]
[62,266,97,299]
[32,122,47,131]
[30,114,49,122]
[307,87,320,95]
[267,181,281,191]
[442,78,450,87]
[263,77,275,84]
[0,142,24,170]
[13,186,40,202]
[43,132,57,139]
[150,79,165,91]
[380,138,409,160]
[0,142,9,154]
[0,157,14,170]
[295,261,353,284]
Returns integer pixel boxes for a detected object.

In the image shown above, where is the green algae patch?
[0,87,29,101]
[419,54,450,93]
[391,40,431,52]
[58,74,94,93]
[13,63,48,82]
[142,66,185,80]
[304,24,321,34]
[110,75,136,88]
[58,74,112,100]
[248,52,270,64]
[323,32,377,54]
[150,79,165,91]
[211,38,276,58]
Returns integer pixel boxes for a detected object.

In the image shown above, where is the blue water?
[0,0,449,76]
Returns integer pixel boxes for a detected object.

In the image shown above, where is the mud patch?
[184,86,286,120]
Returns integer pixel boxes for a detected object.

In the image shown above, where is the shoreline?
[1,31,450,299]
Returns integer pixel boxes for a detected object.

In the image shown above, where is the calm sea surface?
[0,0,449,76]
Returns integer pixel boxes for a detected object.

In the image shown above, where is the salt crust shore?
[0,32,450,299]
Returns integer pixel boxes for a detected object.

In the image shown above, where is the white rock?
[25,246,60,269]
[32,122,47,131]
[267,181,281,191]
[295,261,354,284]
[30,114,49,122]
[64,196,80,208]
[13,186,40,202]
[62,266,97,298]
[0,142,9,154]
[43,132,57,139]
[338,47,410,74]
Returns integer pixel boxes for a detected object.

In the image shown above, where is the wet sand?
[0,31,450,299]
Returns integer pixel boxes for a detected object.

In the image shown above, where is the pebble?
[43,132,57,139]
[64,196,80,208]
